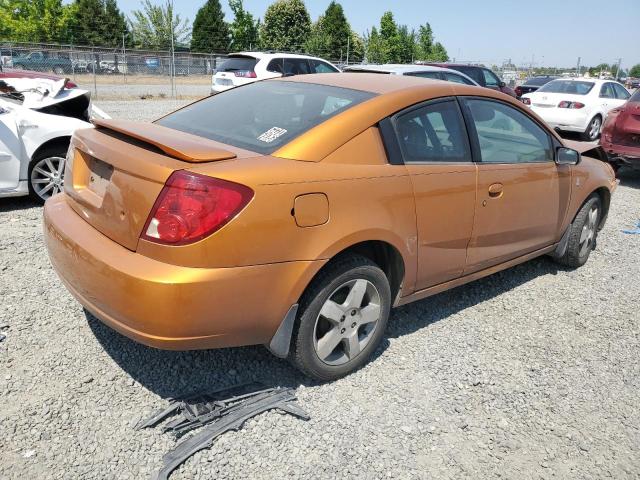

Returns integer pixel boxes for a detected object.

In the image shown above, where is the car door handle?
[488,183,503,198]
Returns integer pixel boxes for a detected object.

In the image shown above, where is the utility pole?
[170,0,176,99]
[614,58,622,80]
[346,35,350,66]
[576,57,581,77]
[122,33,126,83]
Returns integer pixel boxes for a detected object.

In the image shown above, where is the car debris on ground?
[622,220,640,234]
[137,383,309,480]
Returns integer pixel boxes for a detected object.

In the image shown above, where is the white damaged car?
[0,77,108,203]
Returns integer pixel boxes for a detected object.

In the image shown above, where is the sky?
[114,0,640,69]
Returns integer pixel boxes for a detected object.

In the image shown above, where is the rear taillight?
[65,80,77,88]
[558,101,585,109]
[141,171,253,246]
[522,97,531,105]
[233,70,257,78]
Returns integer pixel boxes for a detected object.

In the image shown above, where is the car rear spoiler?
[93,119,237,163]
[562,139,608,162]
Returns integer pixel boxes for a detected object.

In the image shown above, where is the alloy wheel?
[30,156,65,201]
[588,117,601,141]
[579,206,599,257]
[313,278,382,366]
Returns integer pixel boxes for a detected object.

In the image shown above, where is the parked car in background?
[0,65,77,89]
[44,74,616,381]
[522,78,631,141]
[211,52,340,93]
[0,88,92,202]
[343,64,479,86]
[515,76,559,98]
[423,63,517,97]
[11,51,73,75]
[600,88,640,171]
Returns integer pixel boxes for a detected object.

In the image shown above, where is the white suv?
[211,52,340,94]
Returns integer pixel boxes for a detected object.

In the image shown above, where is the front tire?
[290,255,391,381]
[554,195,602,268]
[582,115,602,142]
[28,146,68,204]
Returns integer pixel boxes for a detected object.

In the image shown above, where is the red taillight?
[558,101,585,109]
[65,80,77,88]
[141,171,253,246]
[522,97,531,105]
[233,70,257,78]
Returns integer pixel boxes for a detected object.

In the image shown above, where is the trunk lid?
[64,121,253,251]
[530,92,579,108]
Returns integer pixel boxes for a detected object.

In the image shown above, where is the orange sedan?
[43,74,617,380]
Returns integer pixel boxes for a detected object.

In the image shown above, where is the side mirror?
[499,81,506,88]
[556,147,580,165]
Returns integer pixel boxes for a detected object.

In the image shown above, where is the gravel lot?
[1,99,639,479]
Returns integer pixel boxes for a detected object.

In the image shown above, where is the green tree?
[430,42,449,62]
[305,16,330,57]
[66,0,129,46]
[397,25,416,63]
[348,30,364,63]
[318,1,350,60]
[228,0,259,51]
[130,0,190,49]
[415,23,433,61]
[364,26,384,64]
[260,0,311,51]
[379,11,399,63]
[629,64,640,78]
[0,0,74,43]
[191,0,229,53]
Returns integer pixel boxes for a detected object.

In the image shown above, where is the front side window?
[443,72,474,85]
[283,58,311,75]
[407,71,442,80]
[482,69,501,87]
[309,60,338,73]
[395,100,471,163]
[464,98,552,164]
[451,66,484,86]
[612,83,630,100]
[157,81,374,154]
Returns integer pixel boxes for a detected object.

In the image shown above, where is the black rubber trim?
[378,118,404,165]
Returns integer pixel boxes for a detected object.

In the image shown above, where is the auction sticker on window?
[258,127,288,143]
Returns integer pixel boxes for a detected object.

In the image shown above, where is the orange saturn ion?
[43,74,617,380]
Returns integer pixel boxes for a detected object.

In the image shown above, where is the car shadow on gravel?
[617,168,640,189]
[0,197,40,212]
[86,256,563,399]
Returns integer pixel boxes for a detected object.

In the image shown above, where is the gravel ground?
[1,102,639,479]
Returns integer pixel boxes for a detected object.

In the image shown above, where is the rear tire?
[554,195,602,268]
[28,145,68,204]
[581,115,602,142]
[290,255,391,381]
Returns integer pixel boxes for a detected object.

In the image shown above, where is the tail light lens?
[233,70,257,78]
[65,80,77,88]
[558,101,585,109]
[522,97,531,105]
[141,171,253,246]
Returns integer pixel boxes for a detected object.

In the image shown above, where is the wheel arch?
[29,136,71,162]
[593,186,611,230]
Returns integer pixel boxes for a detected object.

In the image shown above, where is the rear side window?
[538,80,594,95]
[266,58,284,74]
[395,100,471,163]
[463,98,552,163]
[450,66,484,86]
[217,57,257,73]
[407,71,442,80]
[283,58,311,75]
[310,59,338,73]
[599,83,616,99]
[157,81,374,154]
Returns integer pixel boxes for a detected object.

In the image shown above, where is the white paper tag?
[257,127,288,143]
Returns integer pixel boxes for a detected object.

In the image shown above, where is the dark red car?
[0,67,77,88]
[424,63,516,97]
[600,89,640,171]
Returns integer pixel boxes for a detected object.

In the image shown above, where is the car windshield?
[537,80,594,95]
[216,56,257,72]
[525,77,555,86]
[157,81,375,154]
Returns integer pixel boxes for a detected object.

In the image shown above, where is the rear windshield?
[537,80,594,95]
[216,56,257,73]
[525,77,556,86]
[157,81,375,154]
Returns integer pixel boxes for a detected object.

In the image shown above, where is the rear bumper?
[530,106,589,132]
[600,139,640,163]
[44,194,325,350]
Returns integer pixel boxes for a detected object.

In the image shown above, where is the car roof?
[229,51,329,62]
[344,64,450,74]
